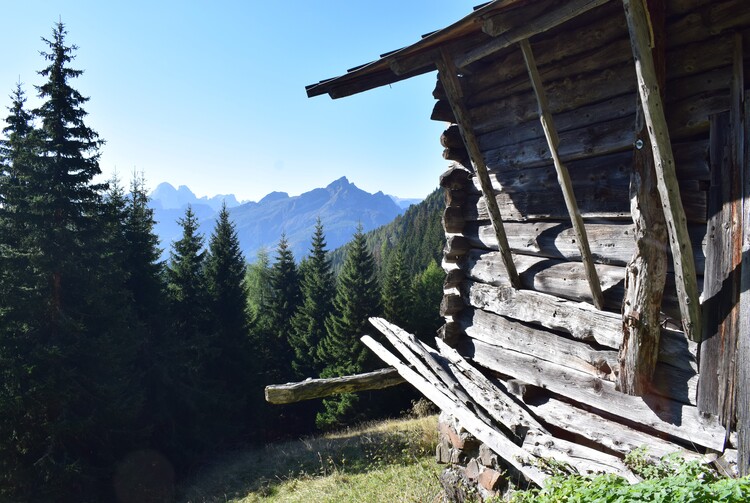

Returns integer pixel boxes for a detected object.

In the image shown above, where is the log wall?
[435,0,749,471]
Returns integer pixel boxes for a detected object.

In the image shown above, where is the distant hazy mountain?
[149,177,421,262]
[151,182,242,211]
[388,195,422,209]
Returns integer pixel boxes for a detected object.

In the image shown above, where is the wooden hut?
[287,0,750,486]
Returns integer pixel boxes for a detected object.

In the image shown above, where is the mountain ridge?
[149,177,423,262]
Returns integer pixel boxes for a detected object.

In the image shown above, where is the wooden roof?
[305,0,533,99]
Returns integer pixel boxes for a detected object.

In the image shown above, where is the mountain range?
[149,177,422,261]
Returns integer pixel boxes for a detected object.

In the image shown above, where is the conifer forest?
[0,24,444,501]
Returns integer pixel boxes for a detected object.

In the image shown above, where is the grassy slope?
[181,415,442,503]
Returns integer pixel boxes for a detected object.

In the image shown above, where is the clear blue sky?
[2,1,477,201]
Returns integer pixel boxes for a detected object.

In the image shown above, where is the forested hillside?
[0,24,446,502]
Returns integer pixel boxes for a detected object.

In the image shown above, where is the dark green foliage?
[204,203,252,441]
[290,218,335,379]
[0,24,145,501]
[381,249,411,329]
[317,225,381,428]
[510,452,750,503]
[407,259,446,342]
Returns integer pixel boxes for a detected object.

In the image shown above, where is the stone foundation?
[436,412,523,501]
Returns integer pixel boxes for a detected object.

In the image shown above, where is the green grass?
[180,414,443,502]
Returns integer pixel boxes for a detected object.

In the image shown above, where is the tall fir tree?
[264,234,300,385]
[204,203,252,440]
[317,224,380,428]
[290,218,335,379]
[162,205,213,463]
[408,259,446,342]
[381,248,410,329]
[0,24,142,500]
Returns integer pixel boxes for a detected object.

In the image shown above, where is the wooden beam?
[519,38,604,310]
[264,368,405,404]
[739,89,750,477]
[623,0,702,341]
[436,50,521,289]
[360,334,550,487]
[618,0,669,396]
[460,336,726,450]
[457,0,611,68]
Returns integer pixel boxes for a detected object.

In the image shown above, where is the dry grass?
[181,414,442,502]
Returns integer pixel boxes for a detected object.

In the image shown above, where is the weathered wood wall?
[435,0,749,463]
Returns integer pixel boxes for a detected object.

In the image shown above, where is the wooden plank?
[264,368,405,404]
[360,334,550,487]
[462,221,707,272]
[505,381,709,461]
[436,50,521,288]
[466,280,698,372]
[618,0,669,396]
[458,336,726,450]
[520,38,604,309]
[465,280,623,348]
[435,340,639,481]
[623,0,702,341]
[461,308,618,381]
[457,0,611,68]
[739,89,750,477]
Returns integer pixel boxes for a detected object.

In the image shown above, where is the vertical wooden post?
[622,0,702,341]
[519,39,604,310]
[617,0,668,396]
[736,62,749,479]
[435,50,521,289]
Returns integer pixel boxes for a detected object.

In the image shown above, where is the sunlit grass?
[181,414,442,502]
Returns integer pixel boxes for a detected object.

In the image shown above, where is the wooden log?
[465,280,698,371]
[264,368,405,404]
[458,336,725,450]
[462,221,707,272]
[466,281,621,347]
[466,176,706,224]
[444,235,470,262]
[507,381,709,461]
[438,320,463,346]
[619,0,669,396]
[439,163,472,189]
[360,334,551,487]
[443,206,465,233]
[624,0,702,340]
[520,38,604,309]
[440,292,465,317]
[457,0,611,68]
[441,124,464,149]
[460,307,618,381]
[437,50,521,288]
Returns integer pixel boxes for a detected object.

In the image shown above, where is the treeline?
[0,24,444,502]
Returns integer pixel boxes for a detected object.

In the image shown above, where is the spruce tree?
[204,203,252,439]
[264,234,300,384]
[381,248,410,328]
[0,24,142,500]
[317,224,380,428]
[290,218,335,378]
[408,259,446,342]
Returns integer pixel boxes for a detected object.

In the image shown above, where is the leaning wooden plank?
[264,368,405,404]
[370,317,495,426]
[623,0,702,341]
[507,382,708,462]
[436,50,521,288]
[458,0,611,68]
[360,335,550,487]
[459,337,725,450]
[436,339,639,481]
[519,37,604,310]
